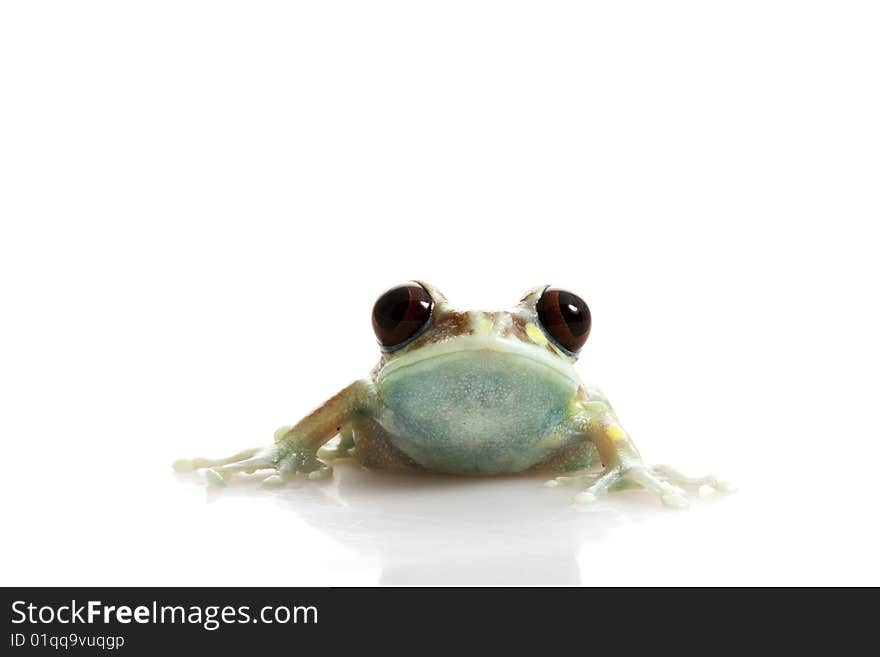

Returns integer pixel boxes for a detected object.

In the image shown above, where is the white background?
[2,2,878,586]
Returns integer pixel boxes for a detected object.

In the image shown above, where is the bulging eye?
[536,287,591,354]
[372,282,434,350]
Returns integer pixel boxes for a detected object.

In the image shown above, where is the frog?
[174,282,732,507]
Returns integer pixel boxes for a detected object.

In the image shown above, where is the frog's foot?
[651,465,736,495]
[545,462,733,508]
[317,427,355,462]
[172,442,332,487]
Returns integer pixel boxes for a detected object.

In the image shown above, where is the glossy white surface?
[1,2,879,586]
[2,449,877,586]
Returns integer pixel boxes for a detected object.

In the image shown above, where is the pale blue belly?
[376,351,577,475]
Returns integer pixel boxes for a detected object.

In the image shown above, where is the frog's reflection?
[202,462,664,585]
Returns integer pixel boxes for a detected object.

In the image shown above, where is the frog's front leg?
[173,380,376,486]
[546,390,733,508]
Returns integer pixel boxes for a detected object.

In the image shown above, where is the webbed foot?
[545,462,733,508]
[173,427,333,487]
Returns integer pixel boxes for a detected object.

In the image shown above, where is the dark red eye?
[372,283,434,350]
[536,287,591,354]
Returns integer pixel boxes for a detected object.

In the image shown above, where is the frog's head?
[370,281,591,381]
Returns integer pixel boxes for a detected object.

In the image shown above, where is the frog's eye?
[372,282,435,350]
[536,287,591,354]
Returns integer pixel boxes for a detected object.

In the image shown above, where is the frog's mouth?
[376,333,580,387]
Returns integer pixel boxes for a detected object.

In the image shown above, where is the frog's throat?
[375,334,580,386]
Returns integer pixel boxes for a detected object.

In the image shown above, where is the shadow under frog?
[182,461,722,585]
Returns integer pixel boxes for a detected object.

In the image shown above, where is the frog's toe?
[307,465,333,480]
[216,452,278,476]
[573,491,598,504]
[172,458,196,473]
[558,468,624,504]
[204,468,227,487]
[651,465,734,495]
[172,448,264,475]
[260,473,288,487]
[544,470,624,503]
[317,428,355,462]
[660,492,689,509]
[626,465,688,499]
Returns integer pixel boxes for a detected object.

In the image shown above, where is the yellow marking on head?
[607,424,626,442]
[525,322,548,345]
[478,317,493,335]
